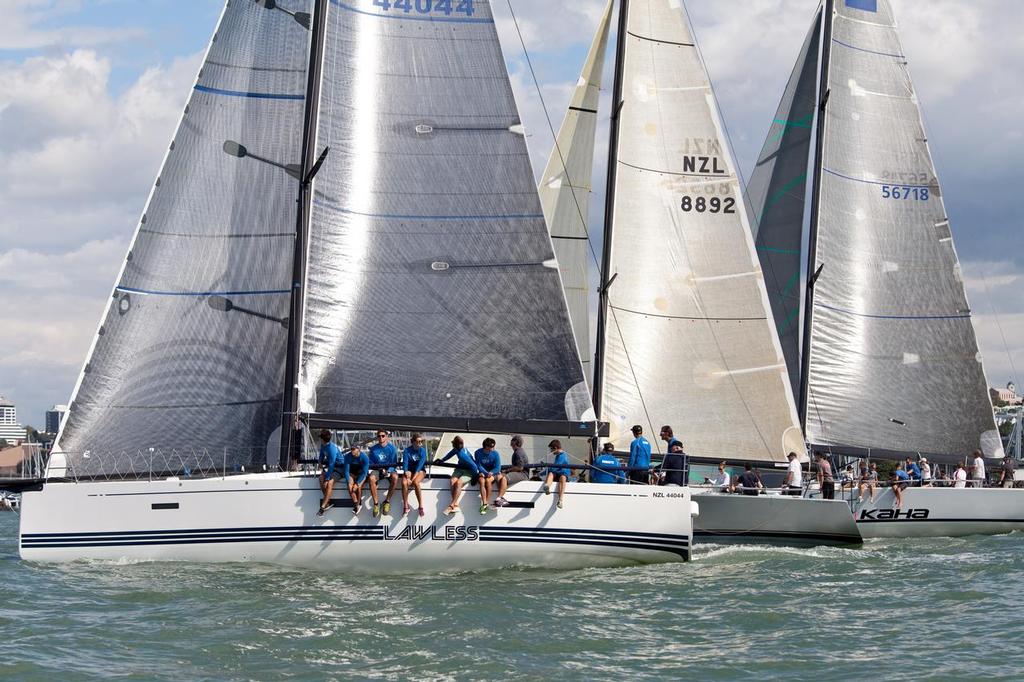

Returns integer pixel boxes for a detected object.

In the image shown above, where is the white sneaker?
[353,503,361,515]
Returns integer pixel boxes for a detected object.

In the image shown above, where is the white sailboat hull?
[852,487,1024,538]
[19,473,694,571]
[692,491,862,546]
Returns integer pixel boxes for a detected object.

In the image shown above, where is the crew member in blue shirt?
[317,429,343,516]
[543,439,571,509]
[628,425,652,485]
[439,435,479,515]
[368,429,399,517]
[905,457,922,482]
[892,464,910,508]
[591,442,625,484]
[401,433,429,517]
[343,445,372,515]
[474,438,503,514]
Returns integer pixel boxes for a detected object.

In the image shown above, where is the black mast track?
[280,0,328,470]
[592,0,629,419]
[798,0,834,430]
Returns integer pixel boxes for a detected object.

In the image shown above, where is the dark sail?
[745,8,822,393]
[54,1,313,475]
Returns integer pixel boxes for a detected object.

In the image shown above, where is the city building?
[991,382,1022,406]
[0,396,27,444]
[45,404,68,435]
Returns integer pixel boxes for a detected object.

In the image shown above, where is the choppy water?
[2,512,1023,680]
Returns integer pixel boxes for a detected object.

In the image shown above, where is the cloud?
[0,0,145,51]
[0,48,202,253]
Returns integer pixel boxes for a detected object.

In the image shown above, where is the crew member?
[591,442,625,484]
[401,433,429,517]
[474,437,503,515]
[317,429,343,516]
[782,452,803,496]
[439,436,479,515]
[543,439,571,509]
[368,430,399,516]
[815,452,835,500]
[628,425,652,485]
[344,445,372,515]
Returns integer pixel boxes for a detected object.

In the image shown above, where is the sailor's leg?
[557,475,567,507]
[401,473,410,504]
[412,471,425,509]
[386,472,398,503]
[368,478,379,505]
[543,472,554,494]
[497,474,508,498]
[348,476,360,506]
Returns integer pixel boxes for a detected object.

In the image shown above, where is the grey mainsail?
[595,0,804,460]
[537,0,614,387]
[297,0,593,429]
[745,8,822,393]
[804,0,1001,458]
[54,1,313,475]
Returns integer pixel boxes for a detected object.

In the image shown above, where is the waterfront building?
[991,383,1022,406]
[45,405,68,435]
[0,397,26,444]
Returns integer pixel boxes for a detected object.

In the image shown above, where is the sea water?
[2,511,1023,680]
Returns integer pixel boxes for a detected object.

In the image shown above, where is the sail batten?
[803,0,1001,458]
[595,0,804,462]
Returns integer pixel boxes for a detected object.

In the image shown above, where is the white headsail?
[538,0,614,386]
[595,0,805,461]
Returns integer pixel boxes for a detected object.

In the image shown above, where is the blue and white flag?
[845,0,877,11]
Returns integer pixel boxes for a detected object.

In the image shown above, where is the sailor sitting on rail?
[343,445,372,515]
[317,429,343,517]
[543,439,571,510]
[368,430,399,517]
[401,433,428,518]
[591,442,625,485]
[440,436,479,516]
[474,438,503,515]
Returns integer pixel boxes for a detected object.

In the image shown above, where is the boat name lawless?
[382,525,480,541]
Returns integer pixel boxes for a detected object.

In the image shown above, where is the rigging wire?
[503,0,658,452]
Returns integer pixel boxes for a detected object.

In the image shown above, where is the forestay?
[53,1,312,476]
[804,0,1001,457]
[745,8,822,394]
[538,0,614,386]
[298,0,593,428]
[597,0,804,460]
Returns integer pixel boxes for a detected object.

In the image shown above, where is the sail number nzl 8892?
[373,0,475,16]
[680,196,736,214]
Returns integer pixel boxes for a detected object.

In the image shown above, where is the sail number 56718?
[373,0,475,15]
[881,185,929,201]
[680,196,736,214]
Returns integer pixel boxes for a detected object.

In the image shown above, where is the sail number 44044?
[373,0,475,15]
[881,185,930,201]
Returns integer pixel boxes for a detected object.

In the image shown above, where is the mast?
[592,0,628,418]
[280,0,328,470]
[798,0,834,429]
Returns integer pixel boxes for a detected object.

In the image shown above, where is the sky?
[0,0,1020,430]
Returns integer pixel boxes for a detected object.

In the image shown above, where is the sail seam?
[823,167,930,188]
[312,199,543,221]
[205,59,306,73]
[610,304,765,322]
[193,85,305,100]
[329,0,493,23]
[831,38,905,59]
[625,30,693,47]
[816,303,970,320]
[139,229,294,239]
[618,159,732,179]
[568,106,598,114]
[115,286,290,297]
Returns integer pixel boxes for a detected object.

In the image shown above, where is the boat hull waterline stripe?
[22,526,689,557]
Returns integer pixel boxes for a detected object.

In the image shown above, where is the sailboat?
[749,0,1024,538]
[17,0,694,570]
[544,1,859,545]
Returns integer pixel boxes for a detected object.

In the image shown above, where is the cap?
[920,457,928,463]
[630,424,643,434]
